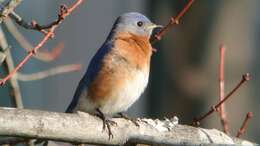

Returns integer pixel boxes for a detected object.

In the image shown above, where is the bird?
[66,12,161,139]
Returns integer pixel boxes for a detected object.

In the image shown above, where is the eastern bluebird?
[66,12,161,138]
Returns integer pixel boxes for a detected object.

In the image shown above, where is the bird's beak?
[146,23,163,30]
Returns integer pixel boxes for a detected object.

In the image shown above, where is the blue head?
[109,12,161,38]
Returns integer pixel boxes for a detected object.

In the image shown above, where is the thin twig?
[151,0,194,43]
[4,17,64,62]
[192,73,251,126]
[236,112,253,138]
[16,64,81,81]
[0,0,83,86]
[218,45,229,133]
[0,25,23,108]
[0,0,23,23]
[10,1,78,33]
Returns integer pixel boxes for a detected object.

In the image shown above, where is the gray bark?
[0,107,256,145]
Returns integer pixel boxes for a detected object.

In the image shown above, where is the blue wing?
[66,41,113,113]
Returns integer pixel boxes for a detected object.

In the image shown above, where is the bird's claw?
[126,118,139,127]
[119,113,139,127]
[96,108,117,140]
[102,118,117,131]
[102,118,117,139]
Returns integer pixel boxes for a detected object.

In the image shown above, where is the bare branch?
[0,0,23,23]
[193,73,251,126]
[0,0,83,86]
[9,4,67,33]
[3,17,64,62]
[16,64,81,81]
[0,108,256,145]
[218,45,229,133]
[236,112,253,138]
[0,25,23,108]
[151,0,194,43]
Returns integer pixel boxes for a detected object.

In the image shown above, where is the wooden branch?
[0,108,256,145]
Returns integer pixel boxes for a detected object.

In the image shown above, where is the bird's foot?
[103,118,117,139]
[118,112,139,127]
[96,108,117,140]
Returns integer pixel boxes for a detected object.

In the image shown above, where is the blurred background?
[0,0,259,143]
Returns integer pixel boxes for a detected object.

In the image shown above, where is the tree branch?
[16,64,81,81]
[236,112,253,138]
[192,73,251,126]
[0,0,83,86]
[0,0,23,23]
[0,108,256,145]
[3,17,64,62]
[218,45,229,133]
[151,0,194,43]
[0,25,23,108]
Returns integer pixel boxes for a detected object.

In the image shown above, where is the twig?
[16,64,81,81]
[3,17,64,62]
[236,112,253,138]
[0,108,257,145]
[10,2,76,33]
[192,73,251,126]
[0,0,23,23]
[0,25,23,108]
[218,45,229,133]
[0,0,83,86]
[151,0,194,43]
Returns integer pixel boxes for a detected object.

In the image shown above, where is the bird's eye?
[137,21,143,27]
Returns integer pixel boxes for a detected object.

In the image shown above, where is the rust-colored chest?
[87,33,152,105]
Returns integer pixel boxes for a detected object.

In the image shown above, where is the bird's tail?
[65,79,86,113]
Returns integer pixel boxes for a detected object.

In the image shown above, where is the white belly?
[100,69,149,114]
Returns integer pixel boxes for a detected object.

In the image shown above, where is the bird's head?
[111,12,162,38]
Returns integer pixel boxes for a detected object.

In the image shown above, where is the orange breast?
[87,32,152,106]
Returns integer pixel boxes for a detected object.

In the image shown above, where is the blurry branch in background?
[193,73,251,125]
[151,0,194,43]
[0,0,83,85]
[218,45,229,133]
[0,108,257,146]
[16,64,81,81]
[0,25,23,108]
[4,17,64,62]
[192,45,253,138]
[0,0,22,23]
[236,112,253,138]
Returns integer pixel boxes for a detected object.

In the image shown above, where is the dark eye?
[137,21,143,27]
